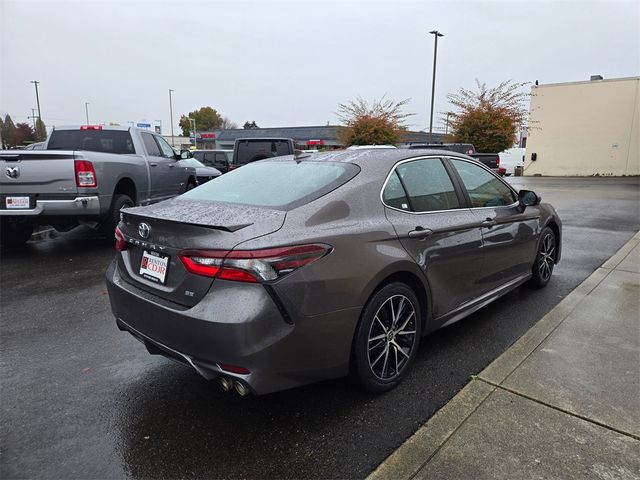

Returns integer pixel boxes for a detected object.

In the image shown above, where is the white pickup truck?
[0,125,197,246]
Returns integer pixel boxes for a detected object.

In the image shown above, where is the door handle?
[481,218,497,227]
[150,162,158,167]
[168,164,175,168]
[408,227,434,239]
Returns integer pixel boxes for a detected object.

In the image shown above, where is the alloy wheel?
[538,233,555,281]
[367,294,417,380]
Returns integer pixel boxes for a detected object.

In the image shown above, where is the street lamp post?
[189,117,196,148]
[85,102,90,125]
[169,89,175,146]
[29,108,37,130]
[428,30,444,143]
[30,80,43,138]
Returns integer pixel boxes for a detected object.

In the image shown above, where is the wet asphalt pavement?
[1,177,639,480]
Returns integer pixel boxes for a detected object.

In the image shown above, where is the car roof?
[268,148,476,167]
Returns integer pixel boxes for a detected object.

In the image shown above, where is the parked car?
[176,158,221,184]
[469,152,505,176]
[407,143,476,155]
[231,138,295,170]
[498,147,526,176]
[106,149,562,395]
[192,149,233,174]
[0,125,196,246]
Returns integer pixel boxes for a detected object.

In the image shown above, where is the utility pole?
[29,109,37,130]
[31,80,43,138]
[169,89,175,146]
[189,117,196,149]
[428,30,444,143]
[85,102,90,125]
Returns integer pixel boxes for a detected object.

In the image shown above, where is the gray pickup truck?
[0,125,197,246]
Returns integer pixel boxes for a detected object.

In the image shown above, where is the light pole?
[428,30,443,143]
[29,108,37,130]
[188,117,196,148]
[30,80,43,138]
[85,102,90,124]
[169,89,175,146]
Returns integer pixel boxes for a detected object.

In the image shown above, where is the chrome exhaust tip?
[219,376,233,392]
[234,381,250,396]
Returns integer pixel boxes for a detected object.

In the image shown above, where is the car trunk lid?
[116,198,286,306]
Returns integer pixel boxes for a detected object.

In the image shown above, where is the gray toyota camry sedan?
[106,149,562,395]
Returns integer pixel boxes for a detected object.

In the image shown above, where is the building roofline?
[533,76,640,89]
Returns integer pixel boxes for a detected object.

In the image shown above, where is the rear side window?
[48,130,134,154]
[181,161,359,210]
[395,158,460,212]
[142,133,161,156]
[382,171,410,211]
[451,159,516,207]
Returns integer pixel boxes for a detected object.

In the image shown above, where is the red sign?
[307,139,324,146]
[199,133,216,139]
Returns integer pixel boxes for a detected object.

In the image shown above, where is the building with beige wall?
[524,76,639,176]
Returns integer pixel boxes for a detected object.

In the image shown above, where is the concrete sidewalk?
[369,232,640,480]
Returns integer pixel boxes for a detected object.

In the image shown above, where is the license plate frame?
[5,196,31,209]
[139,250,170,285]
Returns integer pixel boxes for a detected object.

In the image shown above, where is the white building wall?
[524,77,640,176]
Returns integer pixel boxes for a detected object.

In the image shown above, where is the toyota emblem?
[138,222,151,239]
[5,166,20,179]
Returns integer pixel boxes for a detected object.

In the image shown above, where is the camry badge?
[5,166,19,179]
[138,222,151,239]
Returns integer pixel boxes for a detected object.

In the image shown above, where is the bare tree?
[221,116,238,130]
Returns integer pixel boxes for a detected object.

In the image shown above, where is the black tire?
[352,282,422,393]
[529,226,556,288]
[100,194,133,235]
[0,218,34,247]
[185,179,197,192]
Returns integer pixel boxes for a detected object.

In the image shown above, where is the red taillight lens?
[80,125,103,130]
[218,363,250,374]
[179,244,331,283]
[115,226,129,251]
[75,159,97,187]
[495,155,500,165]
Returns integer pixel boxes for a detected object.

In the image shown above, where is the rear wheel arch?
[113,177,137,204]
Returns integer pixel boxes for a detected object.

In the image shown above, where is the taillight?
[179,244,331,283]
[115,226,129,251]
[495,155,500,166]
[75,159,97,187]
[80,125,103,130]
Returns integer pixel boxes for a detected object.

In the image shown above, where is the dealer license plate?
[139,250,169,284]
[5,196,30,209]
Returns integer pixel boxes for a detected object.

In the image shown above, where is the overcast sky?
[1,0,638,134]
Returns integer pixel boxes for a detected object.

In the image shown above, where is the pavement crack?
[475,377,640,442]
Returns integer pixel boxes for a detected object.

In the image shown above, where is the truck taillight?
[80,125,103,130]
[75,159,97,187]
[495,155,500,165]
[179,244,331,283]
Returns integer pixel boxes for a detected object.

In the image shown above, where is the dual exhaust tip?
[219,376,250,396]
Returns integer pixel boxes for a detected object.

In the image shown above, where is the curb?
[367,231,640,480]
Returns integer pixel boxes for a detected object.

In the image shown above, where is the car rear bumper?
[0,196,101,216]
[105,260,360,394]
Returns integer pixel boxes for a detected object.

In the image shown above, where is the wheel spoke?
[381,346,390,378]
[374,316,388,333]
[396,310,415,333]
[368,339,386,352]
[389,299,396,328]
[394,296,405,328]
[393,344,399,375]
[371,345,388,368]
[396,330,416,336]
[391,341,410,359]
[369,333,386,342]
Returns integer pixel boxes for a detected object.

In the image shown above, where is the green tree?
[336,96,412,147]
[243,120,259,129]
[35,118,47,141]
[0,116,4,148]
[2,114,16,148]
[179,106,223,136]
[447,79,529,153]
[14,123,38,146]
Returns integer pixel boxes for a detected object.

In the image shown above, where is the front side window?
[394,158,460,212]
[451,159,516,208]
[156,135,177,158]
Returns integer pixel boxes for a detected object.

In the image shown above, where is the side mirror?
[180,149,192,160]
[518,189,541,210]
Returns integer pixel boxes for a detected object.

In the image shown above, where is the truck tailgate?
[0,151,78,196]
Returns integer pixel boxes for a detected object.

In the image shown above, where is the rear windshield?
[48,130,135,154]
[234,140,292,165]
[181,161,359,210]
